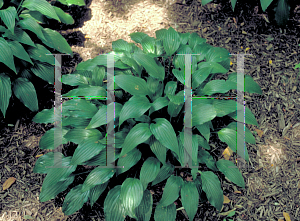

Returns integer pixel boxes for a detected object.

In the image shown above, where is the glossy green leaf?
[133,53,165,81]
[192,103,217,126]
[62,99,98,119]
[275,0,290,26]
[62,184,89,215]
[12,77,38,112]
[0,6,17,35]
[150,118,179,156]
[151,162,174,186]
[0,73,12,118]
[61,73,90,86]
[117,148,142,175]
[198,149,218,171]
[30,61,55,84]
[40,28,73,56]
[149,135,167,165]
[2,27,36,48]
[226,121,256,144]
[119,95,152,127]
[104,185,127,221]
[200,171,223,211]
[71,137,106,166]
[89,182,108,207]
[86,102,122,129]
[0,37,17,73]
[140,157,160,190]
[81,167,116,192]
[194,121,211,142]
[22,0,60,22]
[227,104,259,126]
[120,123,152,157]
[216,159,245,188]
[212,99,238,117]
[17,16,46,42]
[227,72,262,95]
[115,74,150,96]
[64,128,102,145]
[154,203,176,221]
[120,178,143,219]
[202,80,237,96]
[134,189,153,221]
[149,97,169,115]
[38,127,69,150]
[32,107,54,124]
[162,26,181,57]
[52,6,74,25]
[180,181,199,221]
[62,85,106,98]
[27,44,54,65]
[158,175,183,207]
[6,40,33,65]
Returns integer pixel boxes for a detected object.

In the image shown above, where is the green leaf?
[217,128,249,162]
[120,178,144,219]
[89,182,108,207]
[115,74,150,96]
[0,6,17,35]
[86,102,122,129]
[133,53,165,81]
[2,26,36,48]
[149,97,169,115]
[162,26,181,57]
[17,16,46,42]
[119,95,152,127]
[227,104,259,127]
[140,35,156,55]
[213,99,238,117]
[140,157,160,190]
[0,37,17,73]
[216,159,245,188]
[40,28,73,56]
[196,134,211,150]
[38,127,69,150]
[151,162,174,186]
[226,121,256,144]
[23,215,34,220]
[206,47,231,63]
[39,155,77,202]
[149,135,167,165]
[62,99,98,119]
[32,107,54,124]
[227,72,262,94]
[275,0,290,27]
[104,185,127,221]
[33,152,64,174]
[56,0,86,6]
[12,77,38,112]
[120,123,152,157]
[6,40,33,65]
[61,73,90,86]
[52,6,74,24]
[117,148,142,175]
[30,61,55,84]
[150,118,179,156]
[81,167,116,192]
[200,171,223,211]
[164,81,177,97]
[21,0,60,22]
[27,44,54,65]
[71,137,106,166]
[180,181,199,221]
[158,175,183,207]
[62,184,89,215]
[194,122,211,142]
[198,149,218,171]
[202,80,237,96]
[129,32,149,44]
[62,85,106,98]
[0,73,12,118]
[134,189,153,221]
[64,128,102,145]
[154,203,176,221]
[192,103,217,126]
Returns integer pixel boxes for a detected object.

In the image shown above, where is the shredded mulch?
[1,0,300,220]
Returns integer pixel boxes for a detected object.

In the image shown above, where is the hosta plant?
[32,27,262,220]
[0,0,86,119]
[202,0,294,27]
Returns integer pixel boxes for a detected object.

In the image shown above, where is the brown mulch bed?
[1,0,300,220]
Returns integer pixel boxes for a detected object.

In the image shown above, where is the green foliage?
[0,0,85,118]
[32,27,262,220]
[202,0,292,27]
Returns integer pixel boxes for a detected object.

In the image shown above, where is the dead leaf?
[223,195,230,204]
[222,146,234,160]
[255,128,264,138]
[234,190,241,194]
[3,177,16,191]
[283,212,291,221]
